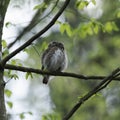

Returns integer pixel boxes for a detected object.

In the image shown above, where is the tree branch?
[1,0,71,65]
[4,64,120,81]
[63,68,120,120]
[7,0,60,49]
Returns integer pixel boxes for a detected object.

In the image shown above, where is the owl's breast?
[50,49,64,70]
[52,49,63,62]
[43,48,65,71]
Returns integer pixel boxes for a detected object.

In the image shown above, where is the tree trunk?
[0,71,7,120]
[0,0,10,120]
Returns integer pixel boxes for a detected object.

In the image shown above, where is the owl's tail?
[43,75,49,84]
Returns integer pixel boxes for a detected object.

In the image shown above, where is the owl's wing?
[41,47,55,70]
[41,50,47,63]
[41,48,50,66]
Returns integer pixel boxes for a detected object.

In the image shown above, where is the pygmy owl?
[41,41,67,84]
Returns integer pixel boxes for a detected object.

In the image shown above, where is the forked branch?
[63,68,120,120]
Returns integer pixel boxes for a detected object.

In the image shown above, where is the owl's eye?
[49,42,56,47]
[48,42,54,47]
[61,46,64,50]
[48,42,64,50]
[59,44,64,50]
[52,42,57,46]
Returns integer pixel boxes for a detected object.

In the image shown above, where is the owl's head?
[48,41,64,50]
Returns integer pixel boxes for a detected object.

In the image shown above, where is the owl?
[41,41,67,84]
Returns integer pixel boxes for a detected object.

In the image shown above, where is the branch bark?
[63,68,120,120]
[4,64,120,81]
[2,0,71,65]
[0,71,6,120]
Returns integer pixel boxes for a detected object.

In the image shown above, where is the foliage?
[48,0,120,120]
[19,112,33,120]
[42,113,61,120]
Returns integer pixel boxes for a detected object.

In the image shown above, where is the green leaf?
[19,113,25,119]
[91,0,96,5]
[87,26,93,35]
[5,22,12,28]
[10,59,23,66]
[23,48,30,53]
[41,41,48,50]
[2,49,9,58]
[104,21,119,33]
[55,20,62,25]
[60,23,66,34]
[116,10,120,18]
[93,24,99,34]
[104,22,113,33]
[11,74,19,80]
[28,111,33,115]
[42,113,61,120]
[5,89,12,98]
[65,24,73,37]
[33,2,47,10]
[76,1,89,10]
[4,70,11,78]
[111,22,119,31]
[2,40,7,49]
[11,59,17,65]
[25,72,33,80]
[7,101,13,109]
[60,23,72,37]
[117,12,120,18]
